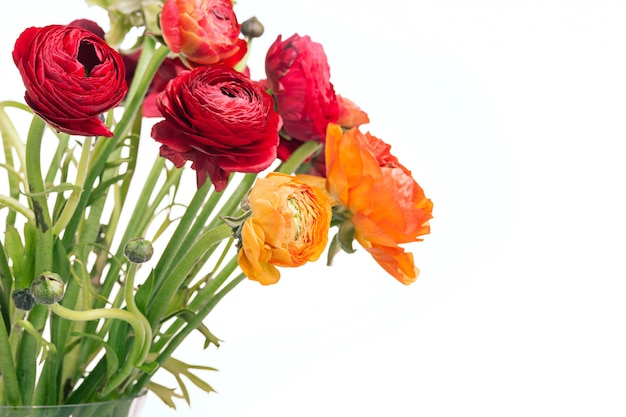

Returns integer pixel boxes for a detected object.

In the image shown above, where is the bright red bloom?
[151,66,281,191]
[265,34,338,142]
[12,25,127,137]
[160,0,247,68]
[325,124,433,284]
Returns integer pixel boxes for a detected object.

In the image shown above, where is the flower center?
[77,40,100,76]
[288,199,302,240]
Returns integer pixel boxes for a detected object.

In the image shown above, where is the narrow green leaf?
[135,269,155,314]
[4,226,26,288]
[71,333,119,379]
[146,381,184,409]
[21,183,81,197]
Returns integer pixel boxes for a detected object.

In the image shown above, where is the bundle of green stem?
[0,36,317,408]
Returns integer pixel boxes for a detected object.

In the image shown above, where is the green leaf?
[71,333,119,379]
[17,320,57,364]
[21,183,82,197]
[4,225,26,288]
[135,269,155,314]
[162,357,217,404]
[165,310,222,348]
[139,361,159,375]
[146,381,184,409]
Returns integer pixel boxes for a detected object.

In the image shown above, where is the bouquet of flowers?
[0,0,433,411]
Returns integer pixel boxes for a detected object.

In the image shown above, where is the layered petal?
[12,24,127,137]
[150,66,281,191]
[160,0,247,68]
[238,173,332,285]
[325,124,433,284]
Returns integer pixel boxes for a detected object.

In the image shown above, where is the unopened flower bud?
[124,238,154,263]
[30,272,65,305]
[241,17,264,38]
[12,288,35,311]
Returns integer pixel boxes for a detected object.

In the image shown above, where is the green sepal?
[337,221,357,254]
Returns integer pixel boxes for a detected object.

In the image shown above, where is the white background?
[2,0,626,416]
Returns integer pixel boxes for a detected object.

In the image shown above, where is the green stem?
[17,115,54,405]
[0,101,29,175]
[133,273,246,396]
[52,136,93,236]
[151,255,239,352]
[147,223,233,328]
[124,263,152,363]
[25,116,51,236]
[275,140,323,174]
[61,42,170,250]
[151,180,212,288]
[0,311,21,406]
[49,303,150,397]
[0,195,36,223]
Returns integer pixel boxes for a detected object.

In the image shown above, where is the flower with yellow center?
[238,173,332,285]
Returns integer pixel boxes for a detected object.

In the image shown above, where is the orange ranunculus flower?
[160,0,247,68]
[325,124,433,285]
[238,173,332,285]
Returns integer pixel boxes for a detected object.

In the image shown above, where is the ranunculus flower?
[12,25,127,137]
[265,34,338,142]
[160,0,247,68]
[325,124,434,285]
[151,66,281,191]
[237,173,332,285]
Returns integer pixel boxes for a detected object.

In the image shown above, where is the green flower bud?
[12,288,35,311]
[124,238,154,263]
[30,272,65,305]
[241,17,264,38]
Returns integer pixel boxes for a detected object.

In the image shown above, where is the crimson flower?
[151,66,281,191]
[12,25,127,137]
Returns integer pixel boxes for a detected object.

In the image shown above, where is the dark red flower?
[12,25,127,137]
[151,66,281,191]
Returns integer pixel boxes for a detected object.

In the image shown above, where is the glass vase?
[0,392,146,417]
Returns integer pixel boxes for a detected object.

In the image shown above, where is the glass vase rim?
[0,390,147,410]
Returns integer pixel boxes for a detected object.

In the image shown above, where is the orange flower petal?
[238,173,332,285]
[324,123,433,284]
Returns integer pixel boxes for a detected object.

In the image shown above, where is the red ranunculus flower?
[160,0,247,68]
[151,66,281,191]
[265,34,339,142]
[12,25,127,137]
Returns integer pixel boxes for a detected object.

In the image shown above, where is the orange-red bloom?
[238,173,332,285]
[160,0,247,68]
[325,124,433,284]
